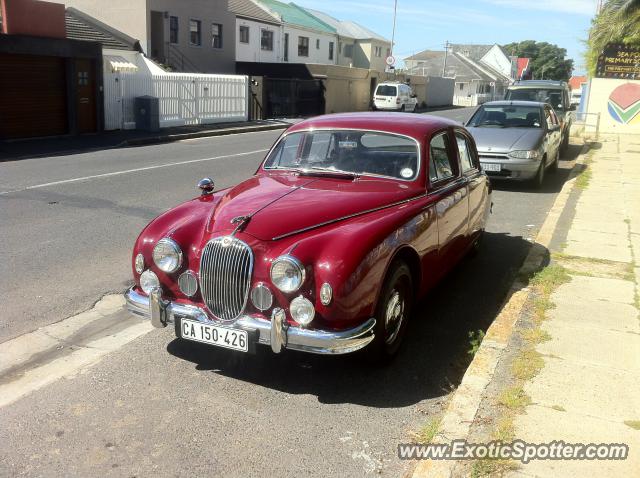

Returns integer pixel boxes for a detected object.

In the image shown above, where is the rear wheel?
[560,132,569,155]
[366,261,413,364]
[400,104,406,112]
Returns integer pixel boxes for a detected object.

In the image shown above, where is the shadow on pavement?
[167,231,538,408]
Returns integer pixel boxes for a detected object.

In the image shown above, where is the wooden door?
[75,59,96,133]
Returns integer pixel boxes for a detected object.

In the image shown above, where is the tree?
[503,41,574,81]
[586,0,640,75]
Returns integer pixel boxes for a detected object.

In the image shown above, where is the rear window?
[505,88,564,109]
[376,85,397,97]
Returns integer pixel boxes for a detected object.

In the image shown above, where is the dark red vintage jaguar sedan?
[125,113,491,361]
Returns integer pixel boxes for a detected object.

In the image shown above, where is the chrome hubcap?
[385,290,405,344]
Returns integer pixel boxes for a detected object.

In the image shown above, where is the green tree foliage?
[503,41,574,81]
[586,0,640,75]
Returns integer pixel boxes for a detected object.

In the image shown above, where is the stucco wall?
[52,0,147,49]
[586,78,640,134]
[235,18,281,63]
[284,25,336,65]
[149,0,236,74]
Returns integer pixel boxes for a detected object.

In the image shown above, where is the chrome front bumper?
[124,287,376,355]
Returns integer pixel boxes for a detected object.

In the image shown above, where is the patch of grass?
[551,405,566,412]
[522,327,552,344]
[415,417,441,444]
[624,420,640,430]
[493,416,516,442]
[468,329,486,357]
[471,458,518,478]
[575,166,592,190]
[512,348,545,381]
[499,385,531,410]
[530,264,571,296]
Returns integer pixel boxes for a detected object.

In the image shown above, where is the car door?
[428,130,469,270]
[544,106,562,161]
[454,129,490,243]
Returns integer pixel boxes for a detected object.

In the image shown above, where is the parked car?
[504,80,573,153]
[125,113,491,362]
[570,89,582,107]
[465,101,562,188]
[373,82,419,112]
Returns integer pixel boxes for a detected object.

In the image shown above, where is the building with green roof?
[256,0,338,64]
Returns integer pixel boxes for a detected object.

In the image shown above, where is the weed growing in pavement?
[498,385,531,410]
[551,405,566,412]
[414,417,442,444]
[512,348,545,381]
[470,263,571,476]
[467,329,485,357]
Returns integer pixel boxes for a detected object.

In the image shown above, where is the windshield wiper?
[298,167,359,179]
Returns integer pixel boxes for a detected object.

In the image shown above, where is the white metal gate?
[104,71,249,130]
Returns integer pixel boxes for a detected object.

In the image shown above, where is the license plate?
[481,163,502,172]
[180,319,248,352]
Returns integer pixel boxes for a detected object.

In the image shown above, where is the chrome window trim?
[262,127,423,183]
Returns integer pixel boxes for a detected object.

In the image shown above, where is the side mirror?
[198,177,215,195]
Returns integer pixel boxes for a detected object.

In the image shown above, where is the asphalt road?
[0,109,582,477]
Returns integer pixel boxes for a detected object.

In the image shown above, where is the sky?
[293,0,599,74]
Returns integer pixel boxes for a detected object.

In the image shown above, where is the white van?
[373,82,418,112]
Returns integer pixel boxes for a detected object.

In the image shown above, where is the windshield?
[467,105,543,128]
[375,85,397,97]
[263,130,419,180]
[506,88,564,109]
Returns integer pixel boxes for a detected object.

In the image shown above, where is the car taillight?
[396,98,401,104]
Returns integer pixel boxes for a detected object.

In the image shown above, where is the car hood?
[467,127,543,153]
[207,173,420,241]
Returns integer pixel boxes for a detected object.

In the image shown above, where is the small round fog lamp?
[290,296,315,327]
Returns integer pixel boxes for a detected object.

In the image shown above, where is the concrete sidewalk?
[509,135,640,477]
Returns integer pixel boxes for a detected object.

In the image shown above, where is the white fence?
[453,93,493,107]
[104,71,248,130]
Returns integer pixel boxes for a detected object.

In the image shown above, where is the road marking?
[0,149,269,195]
[0,294,153,408]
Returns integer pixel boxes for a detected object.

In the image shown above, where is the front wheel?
[531,159,546,189]
[366,261,413,364]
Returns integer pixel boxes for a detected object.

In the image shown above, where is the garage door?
[0,54,68,139]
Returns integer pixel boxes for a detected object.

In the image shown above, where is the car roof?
[481,100,545,107]
[509,80,567,89]
[286,112,458,138]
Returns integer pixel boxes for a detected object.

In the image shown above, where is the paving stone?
[546,297,639,333]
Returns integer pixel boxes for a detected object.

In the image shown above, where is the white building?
[256,0,337,65]
[230,0,283,63]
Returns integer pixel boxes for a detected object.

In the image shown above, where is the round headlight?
[140,269,160,294]
[270,255,305,293]
[251,283,273,311]
[320,282,333,306]
[134,253,145,274]
[290,296,315,326]
[153,238,182,273]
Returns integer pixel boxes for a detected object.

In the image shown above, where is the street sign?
[385,55,395,67]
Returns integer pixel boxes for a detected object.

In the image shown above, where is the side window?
[455,132,476,172]
[429,132,455,183]
[545,108,555,129]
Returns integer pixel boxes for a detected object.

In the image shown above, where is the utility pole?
[442,41,450,77]
[390,0,398,60]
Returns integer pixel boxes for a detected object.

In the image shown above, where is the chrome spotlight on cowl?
[198,177,215,195]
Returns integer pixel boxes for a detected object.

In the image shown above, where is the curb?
[123,123,289,146]
[410,143,591,478]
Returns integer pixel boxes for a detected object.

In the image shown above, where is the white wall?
[284,25,336,65]
[480,44,512,79]
[236,18,282,62]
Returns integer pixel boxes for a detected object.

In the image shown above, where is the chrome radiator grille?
[199,236,253,322]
